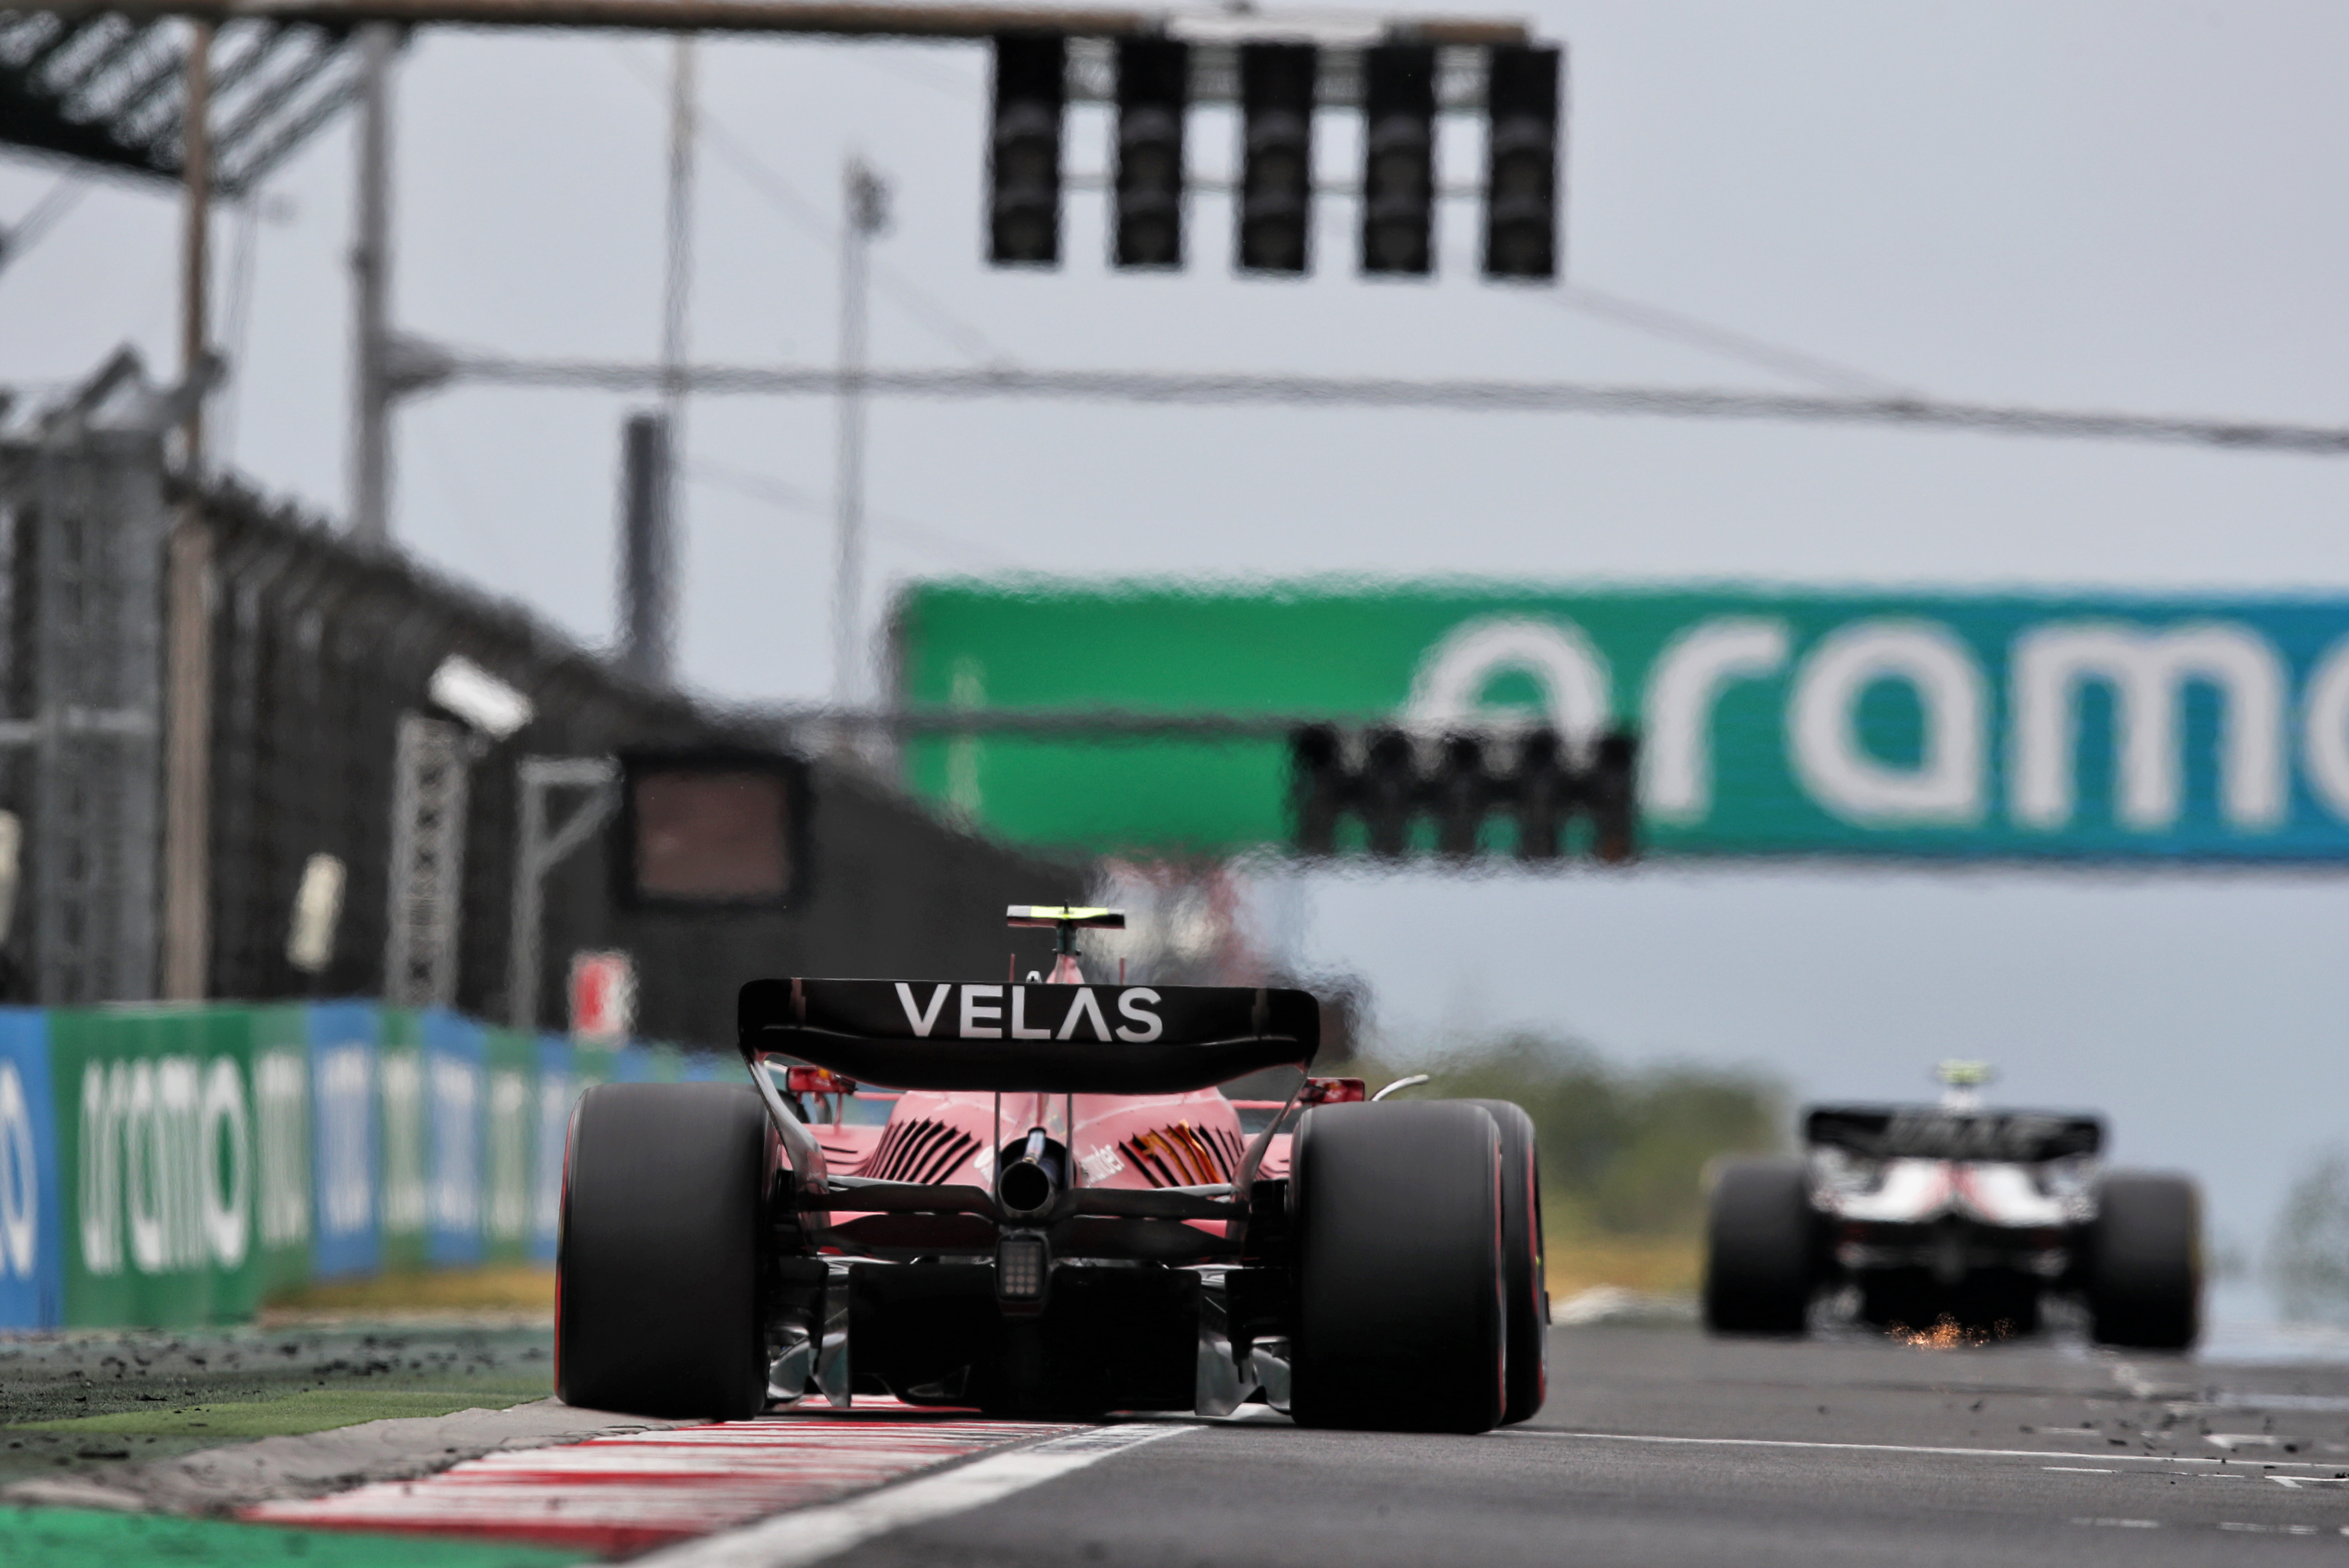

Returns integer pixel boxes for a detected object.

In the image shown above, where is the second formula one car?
[553,905,1548,1432]
[1703,1063,2199,1348]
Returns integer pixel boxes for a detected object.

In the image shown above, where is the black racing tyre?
[1702,1157,1817,1336]
[2084,1171,2200,1351]
[1289,1100,1506,1435]
[557,1082,776,1419]
[1462,1098,1546,1424]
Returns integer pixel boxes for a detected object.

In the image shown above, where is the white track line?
[1506,1430,2348,1471]
[631,1423,1189,1568]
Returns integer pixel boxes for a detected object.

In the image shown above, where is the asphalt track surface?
[11,1318,2349,1565]
[802,1325,2349,1568]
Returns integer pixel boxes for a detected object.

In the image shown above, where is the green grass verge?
[0,1507,580,1568]
[12,1387,546,1441]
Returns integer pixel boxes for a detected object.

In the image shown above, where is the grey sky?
[4,0,2347,1315]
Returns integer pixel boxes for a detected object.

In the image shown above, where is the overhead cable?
[443,354,2349,456]
[609,42,1010,366]
[1550,283,1913,399]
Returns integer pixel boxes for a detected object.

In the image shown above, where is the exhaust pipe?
[995,1127,1065,1221]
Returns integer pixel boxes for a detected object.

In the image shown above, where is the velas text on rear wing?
[892,983,1164,1043]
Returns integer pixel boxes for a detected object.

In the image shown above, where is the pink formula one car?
[555,906,1547,1433]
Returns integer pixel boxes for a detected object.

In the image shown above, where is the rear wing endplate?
[738,977,1319,1095]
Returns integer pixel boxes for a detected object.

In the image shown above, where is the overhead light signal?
[1430,732,1489,852]
[1358,727,1418,855]
[1291,723,1345,850]
[989,33,1066,266]
[1288,723,1637,862]
[983,32,1566,284]
[1585,728,1636,862]
[1237,43,1318,275]
[1114,38,1189,269]
[1359,43,1435,277]
[1482,43,1562,280]
[1512,727,1571,858]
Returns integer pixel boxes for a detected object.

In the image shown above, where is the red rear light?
[786,1066,857,1095]
[1301,1076,1366,1105]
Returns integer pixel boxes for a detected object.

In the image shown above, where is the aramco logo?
[1409,613,2349,835]
[77,1057,252,1276]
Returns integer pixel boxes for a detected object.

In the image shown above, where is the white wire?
[1550,282,1914,399]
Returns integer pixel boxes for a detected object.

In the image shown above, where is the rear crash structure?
[554,908,1548,1433]
[1703,1066,2199,1348]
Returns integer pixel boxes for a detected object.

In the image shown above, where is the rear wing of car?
[738,977,1319,1094]
[1805,1105,2104,1163]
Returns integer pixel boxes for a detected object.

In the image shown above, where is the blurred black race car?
[1703,1063,2199,1348]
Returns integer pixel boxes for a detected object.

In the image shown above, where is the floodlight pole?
[176,26,213,469]
[632,33,695,687]
[161,21,216,1000]
[350,23,397,549]
[832,158,885,711]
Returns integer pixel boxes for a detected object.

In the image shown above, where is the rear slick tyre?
[1463,1098,1547,1424]
[1702,1157,1816,1336]
[1289,1100,1506,1435]
[557,1082,776,1419]
[2086,1171,2200,1351]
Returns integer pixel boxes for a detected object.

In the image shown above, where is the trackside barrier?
[0,1003,725,1329]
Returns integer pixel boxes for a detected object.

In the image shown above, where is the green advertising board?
[893,580,2349,862]
[0,1001,719,1331]
[51,1006,311,1326]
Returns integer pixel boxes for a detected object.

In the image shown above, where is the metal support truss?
[382,709,472,1007]
[0,10,367,196]
[0,350,215,1004]
[19,420,166,1002]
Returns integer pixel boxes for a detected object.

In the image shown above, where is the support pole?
[626,33,695,688]
[350,23,397,548]
[162,20,216,1001]
[617,411,671,683]
[504,756,616,1030]
[831,158,886,710]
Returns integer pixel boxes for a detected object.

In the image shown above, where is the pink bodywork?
[795,1086,1294,1250]
[789,944,1297,1251]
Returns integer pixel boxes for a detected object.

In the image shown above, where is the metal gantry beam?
[16,0,1529,44]
[770,706,1372,741]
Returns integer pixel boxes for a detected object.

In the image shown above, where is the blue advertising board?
[422,1009,486,1269]
[0,1010,60,1329]
[308,1002,381,1280]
